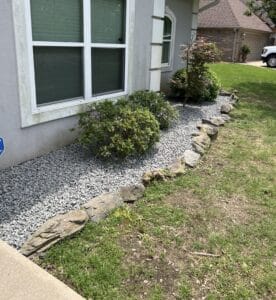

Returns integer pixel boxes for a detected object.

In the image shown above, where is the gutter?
[199,0,220,13]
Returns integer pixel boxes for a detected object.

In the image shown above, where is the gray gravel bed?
[0,96,229,248]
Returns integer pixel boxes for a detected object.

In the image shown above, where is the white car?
[261,46,276,68]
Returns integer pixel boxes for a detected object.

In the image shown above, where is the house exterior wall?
[197,28,270,62]
[0,0,154,169]
[197,28,236,62]
[161,0,195,93]
[241,30,270,61]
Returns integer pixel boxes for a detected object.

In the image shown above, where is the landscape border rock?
[20,210,89,257]
[183,150,201,168]
[197,123,219,139]
[82,192,124,222]
[20,94,236,257]
[192,132,212,155]
[221,103,234,114]
[21,184,146,257]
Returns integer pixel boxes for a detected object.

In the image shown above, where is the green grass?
[39,63,276,299]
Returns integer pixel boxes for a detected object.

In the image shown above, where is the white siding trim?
[152,19,164,44]
[150,70,162,92]
[149,0,165,91]
[151,45,163,69]
[83,0,92,100]
[153,0,165,18]
[161,7,176,72]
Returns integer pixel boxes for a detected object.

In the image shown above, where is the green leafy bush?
[187,69,221,102]
[207,70,221,101]
[170,68,187,98]
[78,100,160,159]
[170,38,221,102]
[128,91,178,129]
[240,45,251,62]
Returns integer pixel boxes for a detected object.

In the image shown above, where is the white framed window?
[161,7,176,71]
[13,0,133,127]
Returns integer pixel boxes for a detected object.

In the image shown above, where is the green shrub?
[206,70,221,101]
[128,91,178,129]
[240,45,251,62]
[171,68,220,102]
[188,69,221,102]
[78,100,160,159]
[170,68,187,98]
[170,38,221,103]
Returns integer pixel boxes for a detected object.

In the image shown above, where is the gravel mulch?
[0,97,229,248]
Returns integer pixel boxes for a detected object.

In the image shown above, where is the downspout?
[232,28,239,62]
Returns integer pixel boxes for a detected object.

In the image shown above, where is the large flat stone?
[168,158,186,177]
[192,132,211,155]
[142,169,169,185]
[203,116,226,127]
[20,210,88,257]
[183,150,201,168]
[82,192,123,222]
[221,114,231,122]
[197,123,219,139]
[221,103,234,114]
[119,184,145,203]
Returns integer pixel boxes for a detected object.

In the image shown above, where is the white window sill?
[23,91,127,128]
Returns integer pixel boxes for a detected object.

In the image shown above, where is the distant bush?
[78,100,160,159]
[128,91,178,129]
[240,45,251,63]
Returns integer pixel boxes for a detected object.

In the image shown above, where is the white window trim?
[161,6,176,72]
[12,0,134,128]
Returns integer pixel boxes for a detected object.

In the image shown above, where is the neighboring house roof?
[199,0,272,32]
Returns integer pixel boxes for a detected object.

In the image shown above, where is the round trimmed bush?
[78,100,160,159]
[128,91,178,130]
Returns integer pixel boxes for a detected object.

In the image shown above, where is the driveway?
[243,60,276,69]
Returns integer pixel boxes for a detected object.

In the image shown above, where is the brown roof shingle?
[199,0,272,32]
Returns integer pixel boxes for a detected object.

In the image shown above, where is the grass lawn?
[39,63,276,299]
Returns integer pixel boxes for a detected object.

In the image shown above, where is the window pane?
[91,0,125,44]
[163,17,172,38]
[162,41,170,64]
[92,48,124,95]
[34,47,83,105]
[31,0,83,42]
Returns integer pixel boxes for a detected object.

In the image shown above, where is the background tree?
[246,0,276,24]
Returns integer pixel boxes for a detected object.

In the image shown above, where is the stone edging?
[20,93,237,257]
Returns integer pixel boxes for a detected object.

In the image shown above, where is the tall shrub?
[171,38,221,102]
